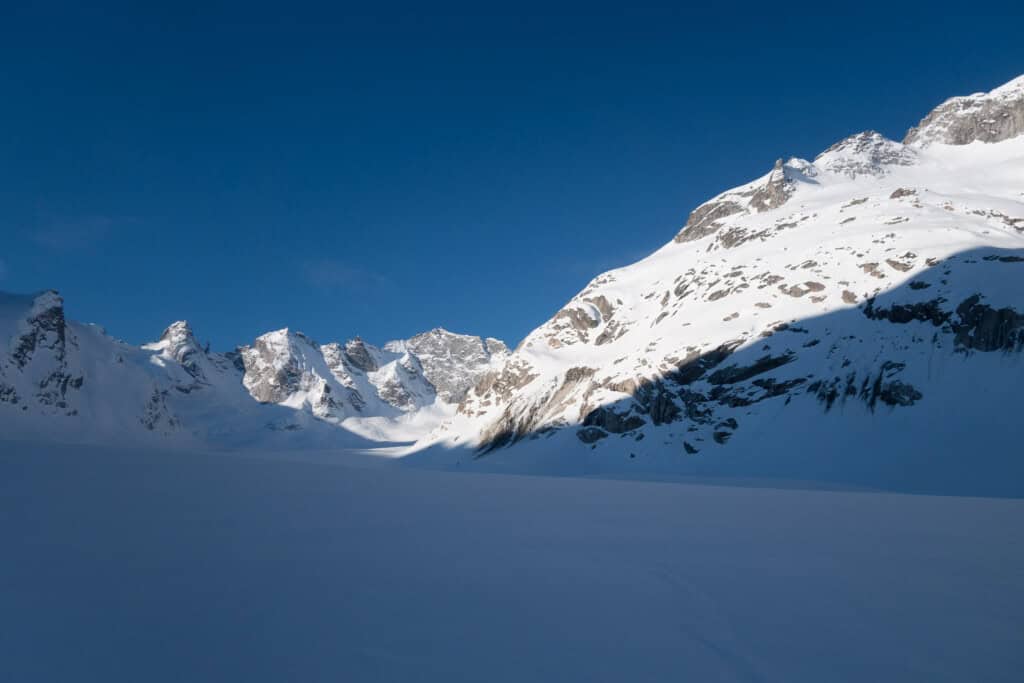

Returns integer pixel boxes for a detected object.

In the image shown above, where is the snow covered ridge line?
[0,290,508,447]
[3,74,1024,495]
[412,75,1024,493]
[674,75,1024,246]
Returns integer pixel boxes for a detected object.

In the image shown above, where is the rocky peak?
[152,320,208,380]
[1,290,83,416]
[748,159,789,211]
[240,328,323,404]
[904,74,1024,147]
[675,158,811,243]
[159,320,197,345]
[814,131,917,178]
[10,290,67,368]
[404,327,509,403]
[343,337,378,372]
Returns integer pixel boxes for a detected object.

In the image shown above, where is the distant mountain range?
[0,290,507,448]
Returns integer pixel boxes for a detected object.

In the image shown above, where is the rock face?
[231,325,510,431]
[397,328,510,403]
[814,131,917,178]
[235,325,508,422]
[146,321,213,383]
[674,158,815,244]
[240,329,350,418]
[428,74,1024,482]
[0,291,82,416]
[904,75,1024,146]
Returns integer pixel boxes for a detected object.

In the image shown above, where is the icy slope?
[415,76,1024,488]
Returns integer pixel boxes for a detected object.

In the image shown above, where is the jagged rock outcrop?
[396,328,509,402]
[674,158,815,244]
[341,337,378,372]
[237,325,508,424]
[145,321,209,382]
[240,329,350,420]
[905,75,1024,147]
[9,290,67,369]
[815,131,917,178]
[0,291,83,416]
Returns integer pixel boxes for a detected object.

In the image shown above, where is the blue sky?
[2,1,1022,350]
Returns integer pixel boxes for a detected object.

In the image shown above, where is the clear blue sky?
[2,1,1022,350]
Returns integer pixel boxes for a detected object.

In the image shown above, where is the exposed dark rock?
[878,381,922,407]
[863,297,950,327]
[712,417,739,443]
[982,254,1024,263]
[565,366,596,383]
[674,200,745,243]
[11,291,67,369]
[554,307,600,334]
[582,406,646,434]
[751,377,807,397]
[635,384,681,425]
[864,293,1024,352]
[577,426,608,444]
[953,295,1024,351]
[749,159,792,212]
[670,342,741,385]
[0,383,18,404]
[707,352,796,385]
[140,387,180,432]
[343,337,378,372]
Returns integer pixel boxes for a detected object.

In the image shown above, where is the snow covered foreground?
[3,441,1022,682]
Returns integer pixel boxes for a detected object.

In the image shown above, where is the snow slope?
[2,441,1022,682]
[408,76,1024,495]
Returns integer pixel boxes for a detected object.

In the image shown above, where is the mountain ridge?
[3,74,1024,494]
[0,289,508,447]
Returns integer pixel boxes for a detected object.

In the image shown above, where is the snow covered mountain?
[3,75,1023,493]
[0,292,507,447]
[408,75,1024,493]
